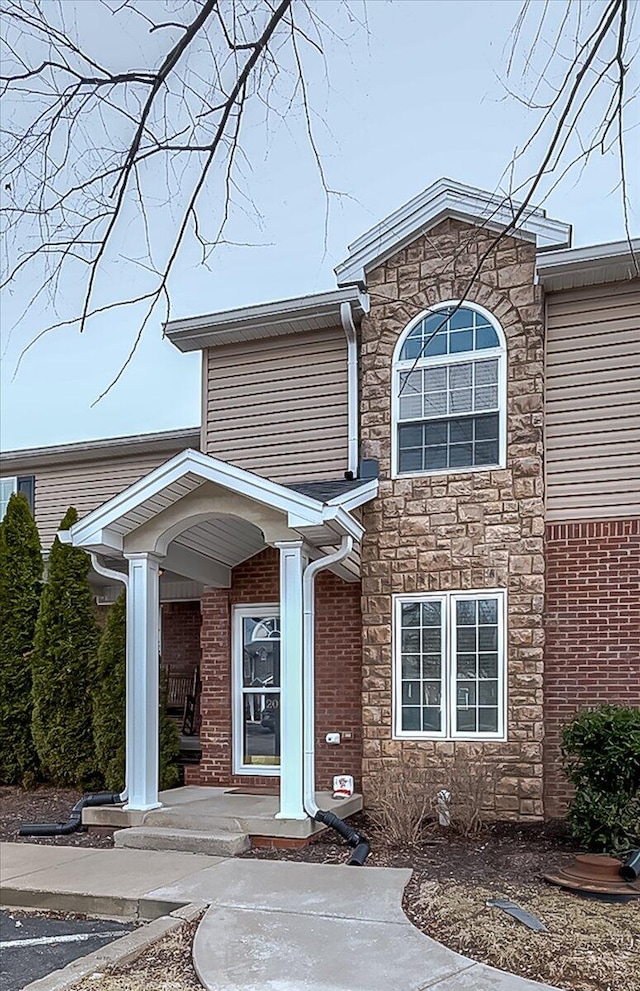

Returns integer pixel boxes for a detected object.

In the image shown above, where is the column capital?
[273,539,305,550]
[123,550,165,565]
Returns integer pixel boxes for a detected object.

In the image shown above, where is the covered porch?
[62,447,376,826]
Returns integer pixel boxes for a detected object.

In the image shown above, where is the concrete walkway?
[0,843,559,991]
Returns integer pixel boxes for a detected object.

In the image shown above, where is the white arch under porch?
[61,448,376,817]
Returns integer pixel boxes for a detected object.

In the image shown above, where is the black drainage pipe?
[19,792,122,837]
[314,808,370,866]
[620,849,640,882]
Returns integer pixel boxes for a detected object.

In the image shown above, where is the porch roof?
[62,449,376,585]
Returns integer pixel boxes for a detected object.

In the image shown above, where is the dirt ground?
[0,786,114,847]
[71,918,202,991]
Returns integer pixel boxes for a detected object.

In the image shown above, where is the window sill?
[393,732,507,743]
[392,462,504,480]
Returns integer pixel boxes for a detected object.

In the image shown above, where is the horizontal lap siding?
[545,280,640,521]
[204,327,349,482]
[33,454,174,548]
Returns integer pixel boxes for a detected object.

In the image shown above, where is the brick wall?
[359,219,546,819]
[197,547,362,790]
[161,600,201,680]
[544,518,640,815]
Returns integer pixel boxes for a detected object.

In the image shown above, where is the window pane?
[456,600,476,625]
[402,707,421,731]
[476,325,499,349]
[243,691,280,767]
[402,337,422,360]
[457,681,476,707]
[479,653,498,679]
[422,601,441,625]
[424,421,447,445]
[399,394,423,420]
[475,413,499,440]
[422,628,441,652]
[402,654,420,678]
[424,446,447,470]
[478,680,498,705]
[450,390,473,413]
[398,423,423,447]
[401,628,420,653]
[399,448,423,474]
[450,329,473,353]
[449,419,473,443]
[475,359,498,385]
[475,441,499,466]
[424,392,447,416]
[457,653,477,678]
[478,707,498,733]
[422,707,441,731]
[475,386,498,410]
[422,654,441,679]
[402,655,420,679]
[449,443,473,467]
[402,602,421,626]
[242,617,280,688]
[423,682,441,705]
[402,681,420,704]
[423,332,447,357]
[457,708,477,733]
[478,627,498,650]
[479,599,498,624]
[449,308,473,331]
[449,363,472,389]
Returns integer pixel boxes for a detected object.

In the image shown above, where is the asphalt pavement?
[0,910,134,991]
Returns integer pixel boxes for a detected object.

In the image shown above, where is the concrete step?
[113,826,250,857]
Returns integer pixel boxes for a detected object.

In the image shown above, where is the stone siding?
[359,218,546,819]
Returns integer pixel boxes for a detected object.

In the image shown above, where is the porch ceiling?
[63,448,376,584]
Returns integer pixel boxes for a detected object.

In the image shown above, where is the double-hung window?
[0,475,35,519]
[394,302,506,476]
[394,591,506,740]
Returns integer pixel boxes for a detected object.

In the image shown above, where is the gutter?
[340,301,359,478]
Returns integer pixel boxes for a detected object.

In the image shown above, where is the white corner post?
[123,551,163,811]
[275,540,306,820]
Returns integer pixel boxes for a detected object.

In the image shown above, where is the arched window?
[393,302,506,476]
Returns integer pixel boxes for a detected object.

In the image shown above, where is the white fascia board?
[335,178,572,286]
[536,237,640,289]
[164,287,367,353]
[67,447,363,550]
[326,478,379,512]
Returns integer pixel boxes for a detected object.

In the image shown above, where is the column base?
[124,801,163,812]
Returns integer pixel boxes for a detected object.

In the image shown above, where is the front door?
[233,605,281,774]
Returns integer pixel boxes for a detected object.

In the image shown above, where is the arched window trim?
[391,300,507,479]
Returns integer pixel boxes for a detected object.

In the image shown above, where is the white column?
[123,551,163,811]
[275,540,306,820]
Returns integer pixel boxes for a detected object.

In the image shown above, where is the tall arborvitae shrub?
[31,507,100,787]
[93,591,126,791]
[0,493,42,785]
[93,590,180,792]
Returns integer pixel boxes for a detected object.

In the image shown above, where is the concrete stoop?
[114,825,250,857]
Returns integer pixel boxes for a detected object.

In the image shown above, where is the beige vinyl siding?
[545,279,640,521]
[33,454,173,548]
[204,326,349,482]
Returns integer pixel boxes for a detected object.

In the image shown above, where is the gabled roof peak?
[335,177,572,287]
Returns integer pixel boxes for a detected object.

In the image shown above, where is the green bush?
[93,592,126,791]
[31,507,100,788]
[561,704,640,853]
[0,493,43,785]
[93,591,180,793]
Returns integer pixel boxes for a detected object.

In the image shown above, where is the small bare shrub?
[445,753,499,837]
[368,762,438,846]
[367,754,500,845]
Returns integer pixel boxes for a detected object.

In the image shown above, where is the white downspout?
[302,535,353,817]
[340,301,359,478]
[90,553,129,804]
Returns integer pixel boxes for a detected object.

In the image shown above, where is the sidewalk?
[1,843,560,991]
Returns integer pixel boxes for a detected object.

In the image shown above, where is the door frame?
[232,603,281,776]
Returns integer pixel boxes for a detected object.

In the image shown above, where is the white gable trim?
[64,448,365,551]
[335,177,572,287]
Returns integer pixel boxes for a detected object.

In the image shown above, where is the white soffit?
[164,287,367,353]
[536,237,640,292]
[335,177,572,287]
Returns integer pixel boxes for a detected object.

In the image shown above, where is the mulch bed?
[0,786,114,848]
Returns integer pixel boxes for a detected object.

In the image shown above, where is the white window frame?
[0,477,17,521]
[393,589,507,741]
[391,301,507,479]
[232,603,281,776]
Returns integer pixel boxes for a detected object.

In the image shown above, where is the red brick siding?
[544,518,640,815]
[198,547,362,790]
[161,601,201,680]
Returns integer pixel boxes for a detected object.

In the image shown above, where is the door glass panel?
[239,614,280,768]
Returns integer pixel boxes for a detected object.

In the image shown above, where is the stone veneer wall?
[359,218,546,819]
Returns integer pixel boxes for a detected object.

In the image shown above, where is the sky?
[1,0,639,452]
